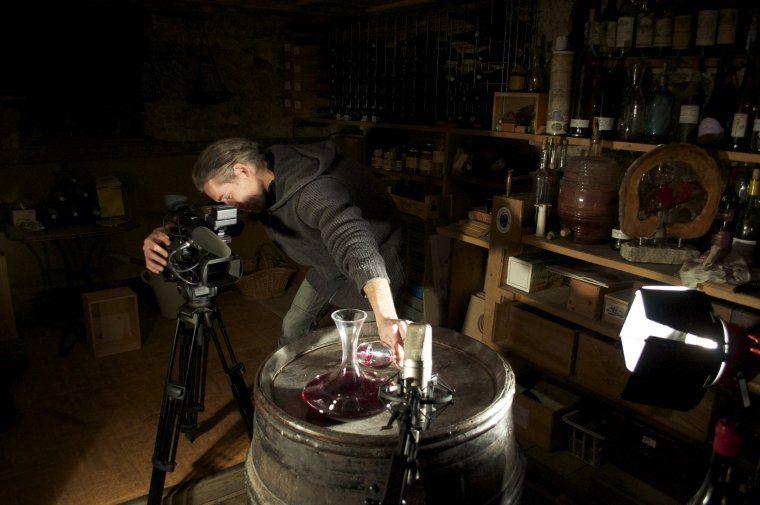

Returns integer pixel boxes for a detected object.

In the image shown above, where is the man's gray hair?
[192,138,266,191]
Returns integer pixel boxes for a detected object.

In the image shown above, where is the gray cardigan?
[261,141,405,310]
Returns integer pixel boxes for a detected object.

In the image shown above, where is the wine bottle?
[711,169,738,250]
[594,59,621,140]
[635,5,655,55]
[672,5,693,54]
[733,168,760,260]
[601,0,618,56]
[695,1,719,54]
[678,72,705,143]
[569,8,600,138]
[729,39,760,151]
[686,419,741,505]
[617,60,646,141]
[616,1,637,56]
[717,1,738,48]
[698,60,730,146]
[653,3,673,55]
[645,70,675,143]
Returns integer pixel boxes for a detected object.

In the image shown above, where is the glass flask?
[301,309,387,421]
[356,341,395,369]
[617,61,646,141]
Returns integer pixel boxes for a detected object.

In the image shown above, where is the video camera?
[162,195,243,301]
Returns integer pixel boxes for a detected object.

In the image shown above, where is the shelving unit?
[522,235,760,311]
[306,118,760,164]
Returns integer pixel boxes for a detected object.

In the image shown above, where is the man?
[143,138,407,362]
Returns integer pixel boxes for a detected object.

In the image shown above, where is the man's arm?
[363,277,406,365]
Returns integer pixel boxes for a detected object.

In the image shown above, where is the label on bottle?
[717,8,738,45]
[698,117,725,140]
[673,15,692,50]
[508,75,526,91]
[653,17,673,48]
[595,116,615,131]
[616,16,634,48]
[754,118,760,132]
[731,113,748,138]
[605,21,618,50]
[679,104,700,125]
[636,14,654,48]
[570,118,590,129]
[696,10,718,47]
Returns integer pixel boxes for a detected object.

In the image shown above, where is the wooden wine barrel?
[244,326,523,505]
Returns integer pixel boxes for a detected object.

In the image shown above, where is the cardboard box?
[567,278,630,320]
[82,287,141,358]
[504,255,560,293]
[461,291,486,341]
[492,92,548,134]
[513,379,579,451]
[602,287,637,325]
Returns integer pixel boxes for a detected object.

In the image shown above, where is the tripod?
[147,294,254,505]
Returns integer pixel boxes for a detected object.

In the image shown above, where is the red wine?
[301,368,386,421]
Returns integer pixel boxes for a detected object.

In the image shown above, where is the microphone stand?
[367,373,454,505]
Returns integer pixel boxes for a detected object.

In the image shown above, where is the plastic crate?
[562,410,606,466]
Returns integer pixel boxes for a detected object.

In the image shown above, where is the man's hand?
[362,277,405,366]
[143,226,170,274]
[377,317,407,366]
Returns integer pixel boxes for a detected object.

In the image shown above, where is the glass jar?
[405,147,419,175]
[419,145,433,176]
[558,130,622,244]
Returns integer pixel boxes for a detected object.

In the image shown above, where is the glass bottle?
[686,419,741,505]
[711,169,738,250]
[601,0,619,56]
[678,72,705,143]
[733,168,760,261]
[717,1,739,48]
[635,4,655,55]
[698,60,731,146]
[528,35,548,92]
[645,70,675,143]
[301,309,387,421]
[594,59,620,140]
[672,4,693,55]
[653,3,673,55]
[695,1,719,54]
[729,40,760,151]
[617,61,647,141]
[535,137,551,237]
[616,1,637,56]
[570,8,600,138]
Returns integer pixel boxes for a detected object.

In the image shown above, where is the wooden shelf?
[372,169,443,186]
[449,174,504,189]
[306,118,760,163]
[522,235,760,311]
[504,285,623,340]
[436,224,490,249]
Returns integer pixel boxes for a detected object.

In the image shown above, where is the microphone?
[191,227,232,258]
[403,323,433,397]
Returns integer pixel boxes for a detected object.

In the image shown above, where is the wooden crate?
[513,379,580,451]
[390,194,442,220]
[492,92,548,134]
[82,287,141,358]
[502,302,578,376]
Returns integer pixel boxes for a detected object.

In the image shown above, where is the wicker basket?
[237,243,297,300]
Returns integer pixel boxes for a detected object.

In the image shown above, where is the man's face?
[203,164,268,213]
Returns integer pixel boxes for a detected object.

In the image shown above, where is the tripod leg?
[147,317,202,505]
[209,311,254,439]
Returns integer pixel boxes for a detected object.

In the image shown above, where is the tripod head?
[161,195,243,304]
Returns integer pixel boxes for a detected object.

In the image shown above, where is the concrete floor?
[0,288,285,505]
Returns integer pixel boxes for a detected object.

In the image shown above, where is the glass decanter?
[301,309,387,421]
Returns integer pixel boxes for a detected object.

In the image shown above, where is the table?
[4,220,139,354]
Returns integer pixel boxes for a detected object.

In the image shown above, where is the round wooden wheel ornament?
[619,143,721,240]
